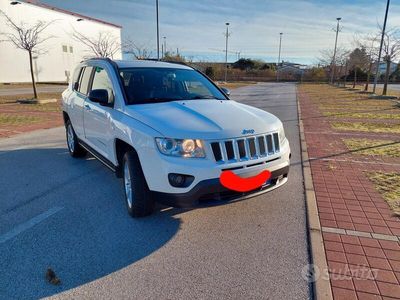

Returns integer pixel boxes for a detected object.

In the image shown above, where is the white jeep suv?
[62,58,290,217]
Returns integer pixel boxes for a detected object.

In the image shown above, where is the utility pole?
[373,0,390,94]
[277,32,283,81]
[163,36,167,57]
[330,17,342,84]
[224,22,230,82]
[156,0,160,60]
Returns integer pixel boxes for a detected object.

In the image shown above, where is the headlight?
[155,138,205,158]
[278,126,286,144]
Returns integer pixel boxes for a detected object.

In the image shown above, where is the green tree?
[233,58,256,70]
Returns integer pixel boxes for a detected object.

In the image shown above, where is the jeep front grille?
[210,133,280,163]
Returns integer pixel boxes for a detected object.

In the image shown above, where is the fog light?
[168,173,194,188]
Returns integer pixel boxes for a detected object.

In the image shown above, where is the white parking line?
[0,206,63,244]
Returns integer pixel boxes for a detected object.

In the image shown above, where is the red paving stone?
[299,85,400,299]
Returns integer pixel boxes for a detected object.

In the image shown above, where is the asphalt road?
[0,83,311,300]
[376,83,400,92]
[0,85,67,96]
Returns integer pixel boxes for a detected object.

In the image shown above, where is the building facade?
[0,0,122,83]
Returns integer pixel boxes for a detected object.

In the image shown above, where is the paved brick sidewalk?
[299,85,400,300]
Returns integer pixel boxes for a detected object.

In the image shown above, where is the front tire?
[66,120,87,158]
[123,150,155,217]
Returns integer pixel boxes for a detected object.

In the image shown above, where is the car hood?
[124,100,282,140]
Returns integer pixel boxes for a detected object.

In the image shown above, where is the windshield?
[119,67,227,104]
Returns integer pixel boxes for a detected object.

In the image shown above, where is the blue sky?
[41,0,400,64]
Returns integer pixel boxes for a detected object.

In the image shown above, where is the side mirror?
[220,87,231,97]
[88,89,109,106]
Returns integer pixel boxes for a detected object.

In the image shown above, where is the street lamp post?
[156,0,160,60]
[277,32,283,81]
[373,0,391,94]
[330,17,341,84]
[224,22,230,82]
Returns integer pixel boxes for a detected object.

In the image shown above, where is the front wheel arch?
[114,138,138,178]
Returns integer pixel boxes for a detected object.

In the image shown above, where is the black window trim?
[72,67,84,92]
[76,66,94,97]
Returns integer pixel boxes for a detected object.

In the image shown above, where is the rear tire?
[66,120,87,158]
[123,150,155,217]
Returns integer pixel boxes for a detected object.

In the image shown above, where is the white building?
[377,61,398,77]
[0,0,122,83]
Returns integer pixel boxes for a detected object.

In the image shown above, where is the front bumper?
[152,165,289,208]
[139,138,291,194]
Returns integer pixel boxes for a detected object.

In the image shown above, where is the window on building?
[62,45,68,53]
[69,46,73,53]
[78,67,93,95]
[91,66,114,104]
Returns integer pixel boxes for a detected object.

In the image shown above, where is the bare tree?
[348,47,369,88]
[123,40,153,60]
[0,10,54,99]
[380,27,400,95]
[354,33,380,91]
[72,29,120,58]
[318,47,349,84]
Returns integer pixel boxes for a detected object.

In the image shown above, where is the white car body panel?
[62,59,291,200]
[123,100,282,140]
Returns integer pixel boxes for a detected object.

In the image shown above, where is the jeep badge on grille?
[242,129,255,135]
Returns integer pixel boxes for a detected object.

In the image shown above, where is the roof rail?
[138,59,192,68]
[81,57,114,63]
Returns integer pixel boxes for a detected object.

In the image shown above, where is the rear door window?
[78,67,93,95]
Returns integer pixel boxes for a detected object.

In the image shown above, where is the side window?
[72,67,83,91]
[79,66,93,95]
[91,66,114,104]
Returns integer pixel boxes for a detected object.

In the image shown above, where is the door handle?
[84,104,91,110]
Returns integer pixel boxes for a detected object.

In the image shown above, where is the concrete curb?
[296,86,333,300]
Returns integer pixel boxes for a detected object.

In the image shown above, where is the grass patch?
[331,122,400,134]
[0,92,61,104]
[218,81,257,90]
[324,111,400,120]
[320,107,397,113]
[319,105,397,112]
[0,83,67,90]
[366,172,400,216]
[343,138,400,157]
[28,104,61,112]
[0,114,44,126]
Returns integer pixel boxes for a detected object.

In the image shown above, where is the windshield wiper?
[189,95,225,100]
[136,97,183,104]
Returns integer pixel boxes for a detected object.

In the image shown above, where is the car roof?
[86,59,193,70]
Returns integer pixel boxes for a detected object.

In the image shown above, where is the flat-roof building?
[0,0,122,83]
